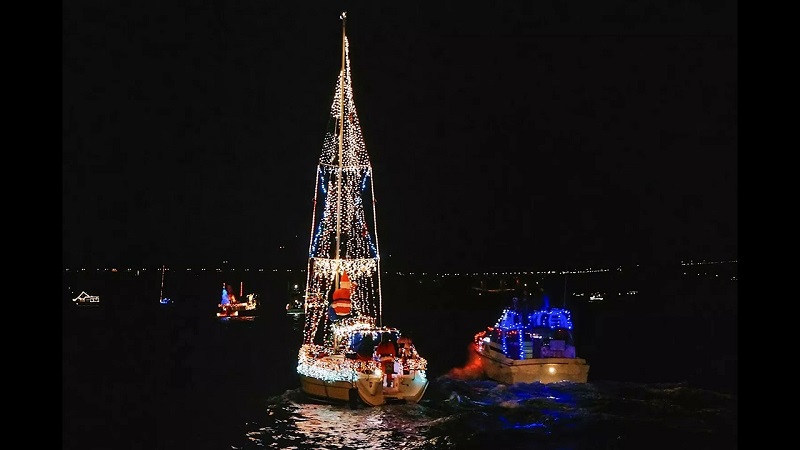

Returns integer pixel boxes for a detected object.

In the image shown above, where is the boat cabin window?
[348,329,401,353]
[349,331,374,351]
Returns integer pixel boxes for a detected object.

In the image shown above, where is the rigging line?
[334,12,346,286]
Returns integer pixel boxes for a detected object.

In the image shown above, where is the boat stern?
[383,369,429,403]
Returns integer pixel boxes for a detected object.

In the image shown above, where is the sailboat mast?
[333,11,346,287]
[160,265,165,300]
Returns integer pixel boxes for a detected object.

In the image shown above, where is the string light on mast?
[301,11,383,346]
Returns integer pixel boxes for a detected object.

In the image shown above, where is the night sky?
[62,1,737,271]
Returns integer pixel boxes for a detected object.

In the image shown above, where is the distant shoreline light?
[63,260,737,277]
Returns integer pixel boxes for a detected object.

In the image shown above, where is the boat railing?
[476,328,578,360]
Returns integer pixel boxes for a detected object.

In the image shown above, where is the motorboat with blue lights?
[296,12,429,407]
[473,296,590,384]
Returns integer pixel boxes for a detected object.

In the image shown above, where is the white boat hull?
[286,308,304,317]
[299,375,363,404]
[300,369,428,406]
[475,345,589,384]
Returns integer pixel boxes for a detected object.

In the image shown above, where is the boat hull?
[382,369,429,404]
[299,375,363,405]
[300,370,429,406]
[286,308,304,317]
[475,346,589,384]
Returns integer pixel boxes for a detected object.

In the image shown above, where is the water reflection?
[235,378,736,450]
[243,390,441,449]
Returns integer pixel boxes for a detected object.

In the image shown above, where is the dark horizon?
[61,257,737,275]
[62,2,737,271]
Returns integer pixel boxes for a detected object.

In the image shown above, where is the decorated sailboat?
[159,265,172,305]
[296,12,428,406]
[216,281,259,318]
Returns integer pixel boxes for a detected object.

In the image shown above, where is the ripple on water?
[232,378,736,450]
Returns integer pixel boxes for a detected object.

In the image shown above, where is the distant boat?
[72,291,100,306]
[588,292,604,302]
[471,275,523,295]
[286,281,305,317]
[159,265,173,305]
[472,294,590,384]
[295,12,429,407]
[216,281,258,318]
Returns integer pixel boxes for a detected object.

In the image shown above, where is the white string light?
[298,31,426,380]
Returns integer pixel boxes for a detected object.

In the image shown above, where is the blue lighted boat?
[472,295,590,384]
[217,282,259,318]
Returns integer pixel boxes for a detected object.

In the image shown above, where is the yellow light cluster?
[312,257,377,278]
[301,302,328,345]
[297,344,380,382]
[331,317,377,341]
[320,37,368,168]
[402,356,428,372]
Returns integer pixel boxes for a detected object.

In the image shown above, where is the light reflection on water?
[233,377,736,450]
[242,390,443,449]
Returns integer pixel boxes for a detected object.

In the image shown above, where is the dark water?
[62,266,737,449]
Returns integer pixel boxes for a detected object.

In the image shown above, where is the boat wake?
[232,379,735,449]
[241,389,442,449]
[444,343,486,381]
